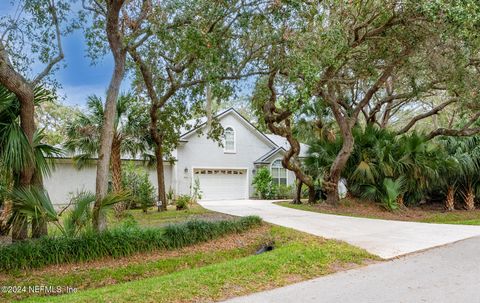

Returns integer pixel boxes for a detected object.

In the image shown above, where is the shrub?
[252,167,273,199]
[166,188,175,205]
[121,163,155,211]
[176,195,191,210]
[0,216,262,271]
[273,184,294,199]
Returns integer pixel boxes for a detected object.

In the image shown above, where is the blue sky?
[0,1,129,107]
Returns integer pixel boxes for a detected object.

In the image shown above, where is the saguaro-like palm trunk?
[464,186,475,211]
[445,186,455,211]
[111,136,126,216]
[110,137,123,193]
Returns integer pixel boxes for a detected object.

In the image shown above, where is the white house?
[44,108,309,205]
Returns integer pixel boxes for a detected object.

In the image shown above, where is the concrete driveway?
[199,199,480,259]
[224,236,480,303]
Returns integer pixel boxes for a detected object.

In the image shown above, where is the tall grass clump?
[0,216,262,271]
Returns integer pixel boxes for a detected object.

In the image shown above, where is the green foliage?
[272,184,294,199]
[63,191,96,237]
[176,195,191,210]
[362,177,405,211]
[10,186,59,225]
[191,178,202,202]
[0,216,262,271]
[252,167,273,199]
[121,163,155,212]
[65,94,149,168]
[306,125,448,208]
[62,191,132,237]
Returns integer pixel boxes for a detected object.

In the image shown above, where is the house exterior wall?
[44,159,172,207]
[260,149,297,186]
[174,112,276,197]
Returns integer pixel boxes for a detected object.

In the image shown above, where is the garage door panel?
[194,168,247,200]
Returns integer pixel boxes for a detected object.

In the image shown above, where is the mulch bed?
[300,197,480,222]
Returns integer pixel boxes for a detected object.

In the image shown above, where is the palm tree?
[392,132,443,206]
[65,94,149,195]
[441,136,480,210]
[0,85,60,240]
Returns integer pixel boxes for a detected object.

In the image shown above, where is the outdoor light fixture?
[184,167,188,174]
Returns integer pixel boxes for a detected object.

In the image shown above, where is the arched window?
[271,159,287,185]
[224,127,235,152]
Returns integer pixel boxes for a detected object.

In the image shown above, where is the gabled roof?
[264,134,310,158]
[254,146,286,164]
[181,108,311,161]
[180,108,278,148]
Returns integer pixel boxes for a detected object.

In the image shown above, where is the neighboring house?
[44,108,309,205]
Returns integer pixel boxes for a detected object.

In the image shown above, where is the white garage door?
[194,168,248,200]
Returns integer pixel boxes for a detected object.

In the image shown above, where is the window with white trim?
[271,159,287,185]
[224,127,235,152]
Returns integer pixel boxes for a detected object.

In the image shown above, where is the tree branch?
[396,99,456,135]
[32,0,64,86]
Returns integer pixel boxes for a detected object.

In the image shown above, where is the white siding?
[44,160,172,207]
[175,112,276,197]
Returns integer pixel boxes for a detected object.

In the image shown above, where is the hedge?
[0,216,262,271]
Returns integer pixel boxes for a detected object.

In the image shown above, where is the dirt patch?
[0,224,270,282]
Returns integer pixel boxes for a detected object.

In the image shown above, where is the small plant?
[362,177,405,211]
[121,163,155,212]
[252,167,273,199]
[176,195,191,210]
[191,178,202,203]
[166,188,175,205]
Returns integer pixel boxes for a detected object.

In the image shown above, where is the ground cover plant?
[6,225,376,303]
[0,216,262,271]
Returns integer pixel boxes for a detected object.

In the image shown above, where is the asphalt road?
[225,236,480,303]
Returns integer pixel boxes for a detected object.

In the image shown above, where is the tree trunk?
[396,195,405,209]
[154,138,167,212]
[11,214,28,241]
[465,186,475,211]
[308,186,316,204]
[110,137,123,193]
[293,178,302,204]
[93,2,127,232]
[111,137,126,217]
[0,199,12,236]
[31,217,48,238]
[0,71,36,241]
[324,131,354,205]
[445,186,455,211]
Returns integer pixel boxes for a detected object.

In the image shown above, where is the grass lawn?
[2,224,376,303]
[116,204,231,228]
[276,200,480,225]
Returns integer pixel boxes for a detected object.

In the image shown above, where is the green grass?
[18,226,376,303]
[1,243,257,301]
[124,204,212,227]
[276,201,480,225]
[420,213,480,225]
